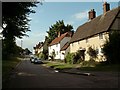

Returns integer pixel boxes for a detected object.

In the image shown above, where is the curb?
[43,65,95,76]
[59,70,95,76]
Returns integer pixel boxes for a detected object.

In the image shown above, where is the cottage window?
[56,44,58,47]
[99,33,103,39]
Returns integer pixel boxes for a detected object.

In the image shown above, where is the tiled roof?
[60,42,69,51]
[49,32,72,46]
[70,7,120,43]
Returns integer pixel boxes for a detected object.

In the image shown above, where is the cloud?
[63,10,89,31]
[73,10,89,20]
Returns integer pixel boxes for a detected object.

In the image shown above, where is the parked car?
[30,57,35,63]
[34,58,43,64]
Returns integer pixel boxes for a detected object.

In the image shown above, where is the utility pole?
[21,40,23,48]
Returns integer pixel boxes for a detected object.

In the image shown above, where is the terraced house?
[70,2,120,62]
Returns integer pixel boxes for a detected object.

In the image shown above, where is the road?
[3,58,119,88]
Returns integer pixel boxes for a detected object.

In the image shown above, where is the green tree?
[102,31,120,64]
[2,2,38,59]
[47,20,74,43]
[42,36,49,60]
[24,48,31,55]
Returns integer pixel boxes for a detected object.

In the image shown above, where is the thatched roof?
[70,7,120,43]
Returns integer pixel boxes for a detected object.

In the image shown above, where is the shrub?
[102,31,120,64]
[65,50,85,64]
[73,50,85,64]
[65,53,74,64]
[80,60,97,67]
[87,46,98,61]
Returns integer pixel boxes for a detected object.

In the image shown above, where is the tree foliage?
[24,48,31,55]
[2,2,38,59]
[2,2,38,39]
[102,31,120,64]
[47,20,74,43]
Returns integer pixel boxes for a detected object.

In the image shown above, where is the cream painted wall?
[70,32,109,62]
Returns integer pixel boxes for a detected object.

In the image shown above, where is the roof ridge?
[70,6,119,43]
[49,32,70,46]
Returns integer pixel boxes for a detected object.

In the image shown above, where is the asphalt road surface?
[3,58,119,89]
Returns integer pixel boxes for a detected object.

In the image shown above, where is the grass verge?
[43,61,120,72]
[2,57,21,82]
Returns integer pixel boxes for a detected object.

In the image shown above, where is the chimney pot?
[103,2,110,14]
[88,9,96,20]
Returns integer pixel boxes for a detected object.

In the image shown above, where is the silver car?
[34,58,43,64]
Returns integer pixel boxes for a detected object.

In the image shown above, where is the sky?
[16,1,119,52]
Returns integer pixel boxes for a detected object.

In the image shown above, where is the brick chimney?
[88,9,96,20]
[103,2,110,14]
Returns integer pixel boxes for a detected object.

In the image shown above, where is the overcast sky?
[16,1,118,52]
